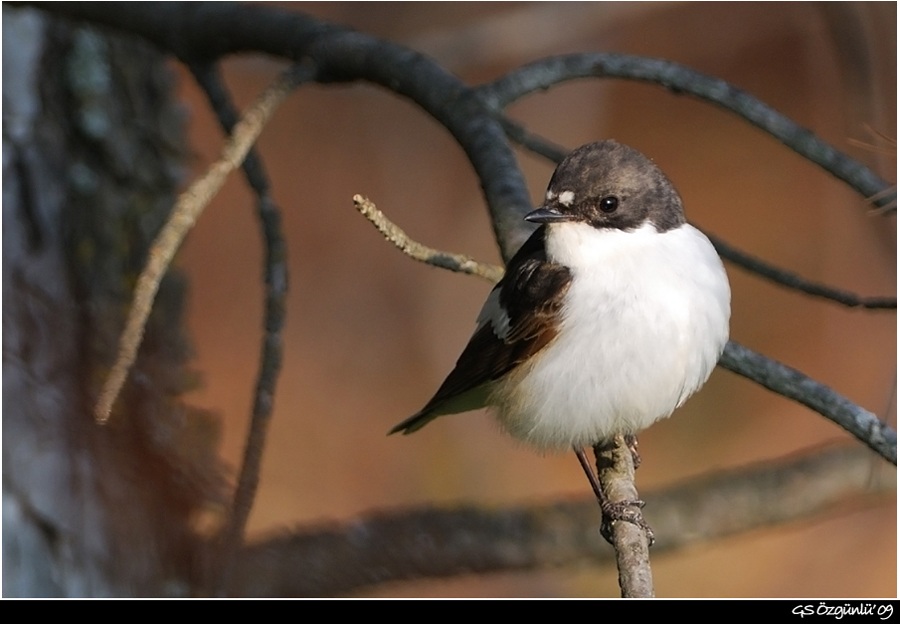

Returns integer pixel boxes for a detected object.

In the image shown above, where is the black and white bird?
[391,140,730,504]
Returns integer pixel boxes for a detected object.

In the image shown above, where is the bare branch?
[229,445,893,596]
[720,341,897,464]
[188,61,292,594]
[353,195,504,283]
[707,232,896,310]
[94,65,308,423]
[477,53,896,210]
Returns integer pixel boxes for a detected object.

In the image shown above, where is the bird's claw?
[599,498,655,547]
[624,434,642,470]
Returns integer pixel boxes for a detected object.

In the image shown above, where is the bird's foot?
[573,445,654,546]
[600,498,655,547]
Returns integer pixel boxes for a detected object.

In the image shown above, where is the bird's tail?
[388,410,435,435]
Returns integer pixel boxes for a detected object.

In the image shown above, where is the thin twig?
[353,195,504,283]
[189,61,295,595]
[864,185,897,215]
[94,65,307,424]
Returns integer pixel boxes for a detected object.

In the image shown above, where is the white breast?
[490,222,730,451]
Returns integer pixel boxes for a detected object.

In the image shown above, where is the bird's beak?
[524,206,574,223]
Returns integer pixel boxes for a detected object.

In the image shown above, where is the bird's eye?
[599,196,619,213]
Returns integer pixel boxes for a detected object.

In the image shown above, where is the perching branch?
[228,445,892,596]
[188,61,292,594]
[94,65,308,423]
[593,438,654,598]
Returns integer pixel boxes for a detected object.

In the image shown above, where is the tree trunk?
[2,5,224,597]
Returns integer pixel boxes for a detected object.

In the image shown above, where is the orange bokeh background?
[173,2,896,597]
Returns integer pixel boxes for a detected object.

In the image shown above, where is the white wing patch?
[475,288,511,339]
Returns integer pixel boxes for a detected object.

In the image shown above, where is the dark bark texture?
[2,7,225,597]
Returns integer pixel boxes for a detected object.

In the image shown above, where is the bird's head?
[525,140,686,233]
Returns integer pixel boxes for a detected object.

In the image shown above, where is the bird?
[390,140,730,520]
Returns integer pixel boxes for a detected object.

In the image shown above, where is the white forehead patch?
[558,190,575,206]
[545,190,556,201]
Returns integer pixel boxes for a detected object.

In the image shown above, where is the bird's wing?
[390,226,572,434]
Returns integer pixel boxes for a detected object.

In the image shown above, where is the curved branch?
[500,116,568,162]
[229,445,893,596]
[37,0,534,260]
[477,53,895,210]
[188,61,291,594]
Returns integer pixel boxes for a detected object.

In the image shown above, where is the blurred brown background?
[172,2,896,597]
